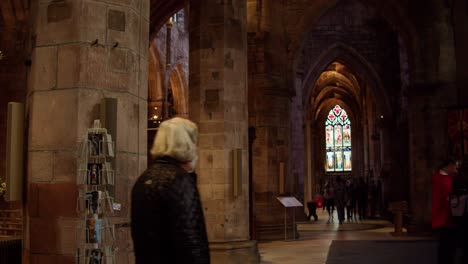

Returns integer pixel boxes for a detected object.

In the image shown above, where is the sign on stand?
[276,197,303,241]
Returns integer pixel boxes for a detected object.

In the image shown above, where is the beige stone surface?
[81,0,107,43]
[29,46,57,91]
[28,151,54,182]
[52,150,77,183]
[56,218,79,255]
[106,6,140,52]
[36,1,80,45]
[57,44,83,89]
[29,90,79,150]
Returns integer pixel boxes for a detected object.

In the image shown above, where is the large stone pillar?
[189,0,259,263]
[407,1,457,233]
[25,0,149,263]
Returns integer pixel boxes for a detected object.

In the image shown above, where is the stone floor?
[258,210,435,264]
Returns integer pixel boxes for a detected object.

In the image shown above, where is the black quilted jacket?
[131,157,210,263]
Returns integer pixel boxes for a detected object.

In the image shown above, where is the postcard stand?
[76,120,116,264]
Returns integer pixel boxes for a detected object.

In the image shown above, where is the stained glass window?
[325,105,352,172]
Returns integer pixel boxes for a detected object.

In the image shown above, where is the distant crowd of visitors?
[306,175,383,225]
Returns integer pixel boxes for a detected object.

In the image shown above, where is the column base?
[210,240,260,264]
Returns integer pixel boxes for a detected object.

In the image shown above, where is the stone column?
[304,120,312,204]
[25,0,149,263]
[189,0,259,263]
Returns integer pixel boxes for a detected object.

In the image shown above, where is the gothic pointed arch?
[169,64,189,118]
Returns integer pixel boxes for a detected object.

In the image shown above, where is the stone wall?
[25,0,149,262]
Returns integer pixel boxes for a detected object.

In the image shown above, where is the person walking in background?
[306,200,318,221]
[322,181,329,212]
[357,177,368,220]
[334,176,346,224]
[345,179,356,221]
[324,181,335,223]
[432,157,458,264]
[131,117,210,264]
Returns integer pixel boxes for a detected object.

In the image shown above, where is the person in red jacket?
[432,157,459,264]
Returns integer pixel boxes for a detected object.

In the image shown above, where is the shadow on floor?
[325,240,437,264]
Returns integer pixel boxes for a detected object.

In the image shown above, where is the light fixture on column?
[0,51,4,60]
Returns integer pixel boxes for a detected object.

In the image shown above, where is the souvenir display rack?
[75,120,116,264]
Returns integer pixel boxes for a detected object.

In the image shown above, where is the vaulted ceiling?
[150,0,188,35]
[310,61,362,121]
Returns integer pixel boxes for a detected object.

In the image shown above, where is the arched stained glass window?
[325,105,352,172]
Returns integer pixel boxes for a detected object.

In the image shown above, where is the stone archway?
[169,65,189,118]
[301,44,386,210]
[288,0,419,85]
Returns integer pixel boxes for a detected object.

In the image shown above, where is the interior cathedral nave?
[0,0,467,263]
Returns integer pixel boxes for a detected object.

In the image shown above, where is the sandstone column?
[25,0,149,263]
[189,0,259,263]
[407,1,457,232]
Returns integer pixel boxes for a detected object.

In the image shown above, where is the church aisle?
[258,210,435,264]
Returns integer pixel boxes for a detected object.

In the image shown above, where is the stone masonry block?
[139,52,149,98]
[106,7,139,52]
[36,1,79,45]
[141,0,150,21]
[109,48,128,72]
[29,217,58,254]
[210,224,226,240]
[76,89,103,138]
[86,45,111,88]
[212,184,225,199]
[211,168,228,184]
[199,134,213,149]
[108,9,126,32]
[202,199,224,213]
[29,46,57,91]
[30,254,59,264]
[198,121,225,134]
[140,15,150,56]
[29,151,54,182]
[127,153,139,182]
[81,0,107,43]
[198,184,213,200]
[52,150,77,183]
[34,183,79,218]
[138,100,147,155]
[57,44,84,89]
[115,153,129,184]
[95,0,140,13]
[212,149,228,169]
[213,135,226,149]
[56,218,78,255]
[29,90,79,149]
[199,150,214,169]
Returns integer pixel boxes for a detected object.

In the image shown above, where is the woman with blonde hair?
[131,117,210,263]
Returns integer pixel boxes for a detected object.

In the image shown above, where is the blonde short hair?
[150,117,198,163]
